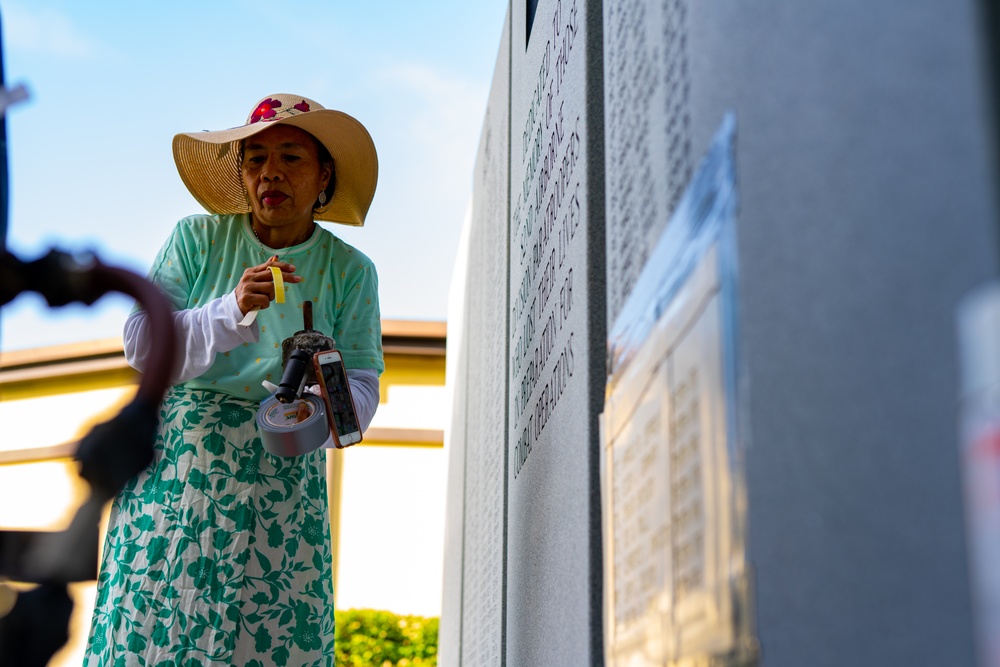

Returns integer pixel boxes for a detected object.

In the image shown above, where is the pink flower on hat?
[250,98,281,124]
[293,101,310,113]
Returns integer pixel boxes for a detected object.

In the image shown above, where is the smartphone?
[313,349,363,448]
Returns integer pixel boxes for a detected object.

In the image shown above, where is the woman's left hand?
[234,255,303,315]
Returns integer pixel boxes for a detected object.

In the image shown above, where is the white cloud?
[4,3,102,58]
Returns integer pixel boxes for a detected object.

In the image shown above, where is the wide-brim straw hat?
[172,94,378,226]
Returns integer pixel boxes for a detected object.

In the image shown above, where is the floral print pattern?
[83,387,335,666]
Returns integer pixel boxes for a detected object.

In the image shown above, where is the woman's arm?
[127,291,379,429]
[304,368,379,450]
[345,367,379,432]
[124,292,258,384]
[125,254,302,384]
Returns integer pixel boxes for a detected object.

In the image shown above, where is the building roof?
[0,320,449,463]
[0,319,446,396]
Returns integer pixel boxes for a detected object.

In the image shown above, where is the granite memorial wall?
[506,0,607,664]
[444,0,607,664]
[442,13,512,667]
[443,0,999,665]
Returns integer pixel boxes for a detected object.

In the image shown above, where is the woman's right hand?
[235,255,304,315]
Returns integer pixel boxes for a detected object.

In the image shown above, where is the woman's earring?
[318,191,327,206]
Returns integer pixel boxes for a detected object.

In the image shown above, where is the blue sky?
[0,0,508,351]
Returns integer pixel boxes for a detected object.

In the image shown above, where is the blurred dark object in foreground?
[0,248,176,665]
[0,584,72,667]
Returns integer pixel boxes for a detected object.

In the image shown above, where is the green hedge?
[335,609,439,666]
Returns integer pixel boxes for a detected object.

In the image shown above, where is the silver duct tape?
[256,394,330,457]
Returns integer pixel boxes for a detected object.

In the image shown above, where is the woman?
[83,94,383,666]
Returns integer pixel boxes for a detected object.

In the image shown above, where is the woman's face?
[241,124,332,234]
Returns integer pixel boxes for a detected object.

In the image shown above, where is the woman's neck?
[250,217,315,249]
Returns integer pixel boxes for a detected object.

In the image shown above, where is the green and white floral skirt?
[83,387,335,666]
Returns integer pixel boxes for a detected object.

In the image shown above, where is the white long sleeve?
[299,368,380,451]
[345,367,379,433]
[126,292,380,440]
[124,292,258,385]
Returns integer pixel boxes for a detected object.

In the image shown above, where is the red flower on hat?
[293,101,310,113]
[250,98,282,124]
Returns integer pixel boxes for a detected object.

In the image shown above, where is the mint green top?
[145,213,383,400]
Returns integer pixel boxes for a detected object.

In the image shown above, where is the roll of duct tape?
[256,394,330,457]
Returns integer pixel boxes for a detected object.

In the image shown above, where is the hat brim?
[172,110,378,226]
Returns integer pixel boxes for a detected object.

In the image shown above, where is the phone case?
[312,350,364,448]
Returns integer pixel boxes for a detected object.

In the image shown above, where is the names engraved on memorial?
[612,377,670,630]
[459,27,511,664]
[510,0,584,480]
[668,294,736,654]
[670,366,704,602]
[604,0,692,322]
[609,353,715,646]
[462,244,505,667]
[604,237,744,664]
[506,0,602,662]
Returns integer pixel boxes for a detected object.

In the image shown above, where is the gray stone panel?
[451,13,513,667]
[507,0,605,664]
[440,285,469,667]
[604,0,693,323]
[702,3,993,664]
[604,0,998,664]
[602,122,755,666]
[447,0,998,664]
